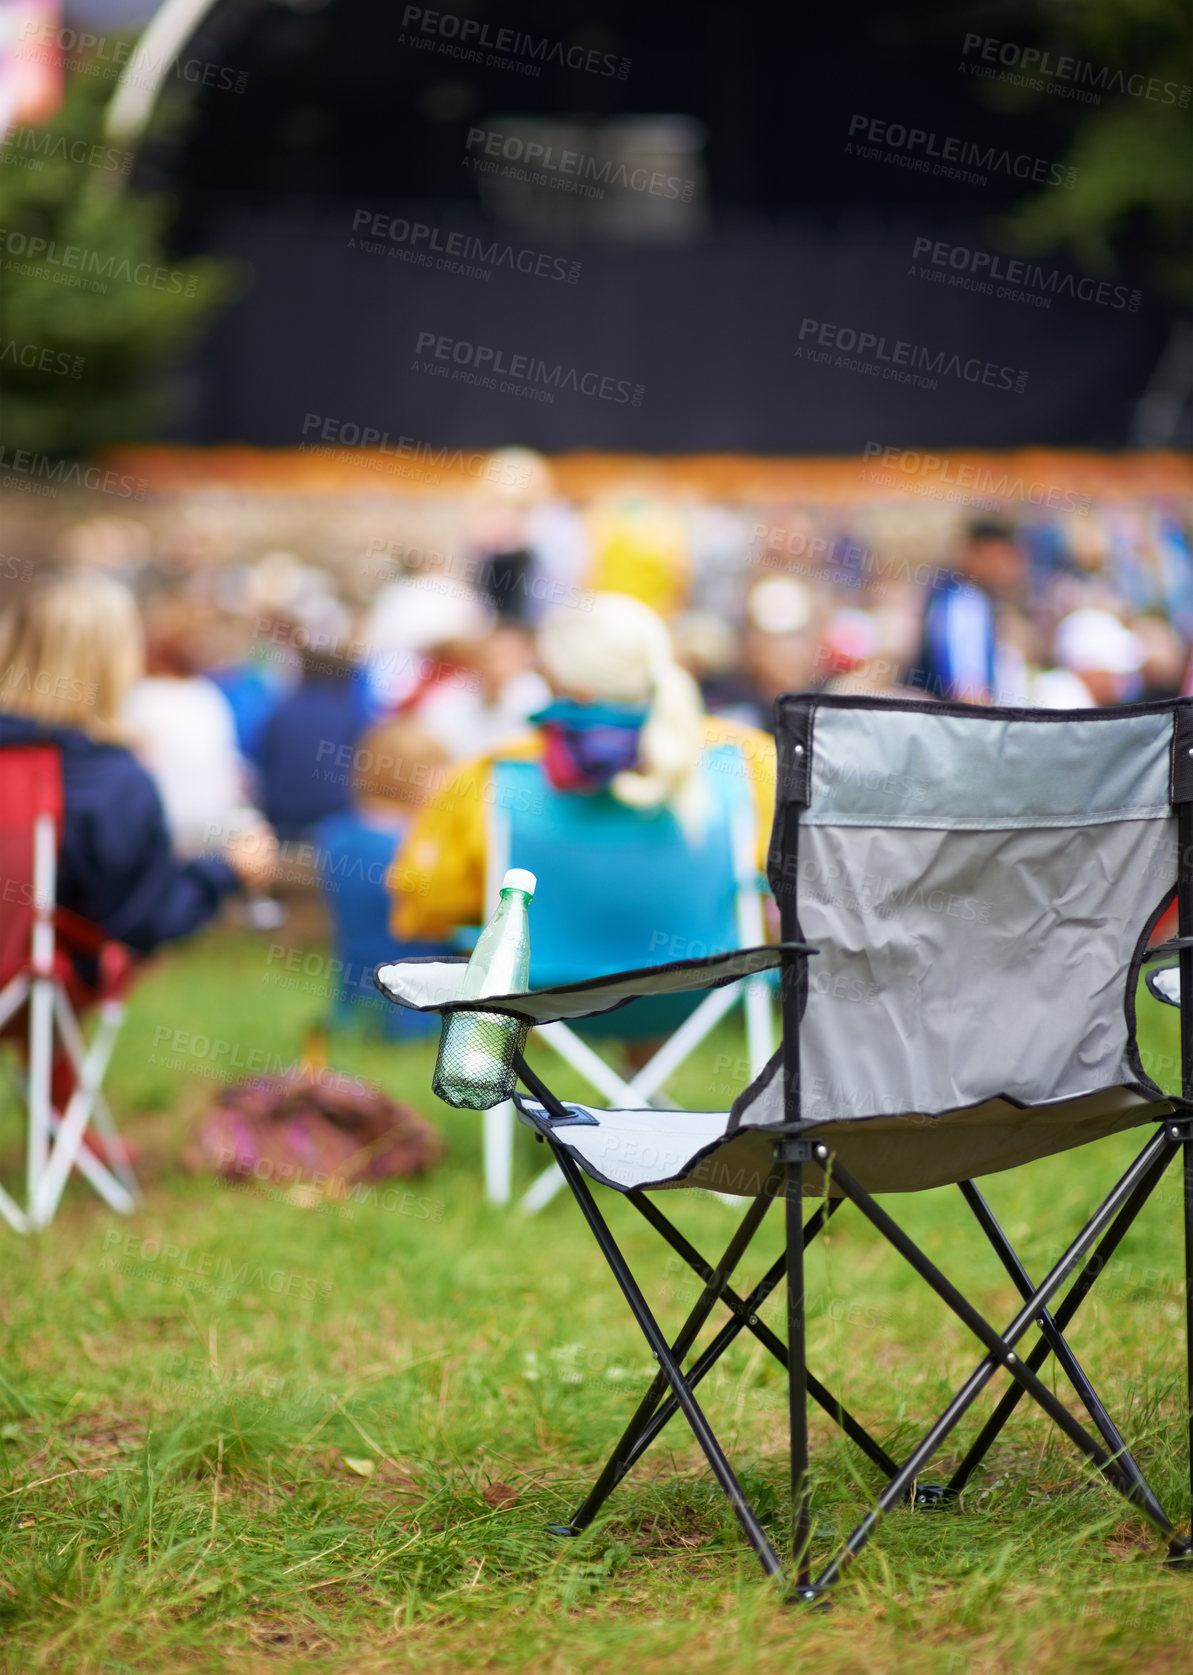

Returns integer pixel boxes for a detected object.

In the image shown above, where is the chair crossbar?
[30,991,133,1226]
[630,1192,898,1480]
[947,1135,1180,1503]
[0,970,29,1031]
[622,1192,902,1483]
[805,1131,1181,1596]
[957,1178,1170,1532]
[50,990,137,1202]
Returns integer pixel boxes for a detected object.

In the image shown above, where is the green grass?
[0,919,1191,1674]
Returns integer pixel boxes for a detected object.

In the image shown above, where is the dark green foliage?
[0,67,231,456]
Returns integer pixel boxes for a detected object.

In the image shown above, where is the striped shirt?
[909,580,997,703]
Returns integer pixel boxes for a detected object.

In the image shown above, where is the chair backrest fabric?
[493,742,754,990]
[742,696,1183,1129]
[0,746,62,983]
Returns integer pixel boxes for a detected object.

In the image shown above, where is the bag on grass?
[185,1068,444,1193]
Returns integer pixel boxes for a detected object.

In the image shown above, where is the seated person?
[0,572,275,959]
[123,594,253,855]
[389,593,775,1049]
[313,717,452,1040]
[256,605,372,841]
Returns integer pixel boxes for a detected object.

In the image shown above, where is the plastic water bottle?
[432,868,536,1108]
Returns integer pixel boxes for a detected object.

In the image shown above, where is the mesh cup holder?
[432,1008,530,1110]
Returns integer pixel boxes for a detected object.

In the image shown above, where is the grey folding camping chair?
[375,692,1193,1599]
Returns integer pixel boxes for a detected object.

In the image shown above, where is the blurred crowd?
[32,452,1193,818]
[0,445,1189,1034]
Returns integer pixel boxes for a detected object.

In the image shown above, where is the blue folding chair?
[482,740,773,1208]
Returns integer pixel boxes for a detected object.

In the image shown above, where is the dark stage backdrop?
[148,0,1184,452]
[182,203,1170,452]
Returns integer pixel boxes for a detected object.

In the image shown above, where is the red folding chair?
[0,747,138,1232]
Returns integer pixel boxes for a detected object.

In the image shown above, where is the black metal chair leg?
[614,1249,903,1487]
[947,1135,1178,1502]
[958,1178,1171,1532]
[782,1145,813,1587]
[1176,1118,1193,1565]
[563,1179,779,1534]
[548,1136,786,1578]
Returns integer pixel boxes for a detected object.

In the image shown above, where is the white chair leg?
[626,982,741,1103]
[537,1021,641,1105]
[518,1159,566,1214]
[0,970,28,1030]
[0,1183,29,1234]
[36,1107,135,1225]
[52,995,138,1202]
[483,1100,515,1205]
[744,977,774,1076]
[26,976,54,1210]
[33,993,133,1226]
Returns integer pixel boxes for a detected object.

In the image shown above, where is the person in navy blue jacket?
[0,573,276,953]
[255,638,373,842]
[905,518,1027,705]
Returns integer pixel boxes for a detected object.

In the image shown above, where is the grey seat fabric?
[517,1085,1170,1198]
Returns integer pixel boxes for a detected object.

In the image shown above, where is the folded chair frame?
[509,713,1193,1599]
[0,802,137,1233]
[515,1044,1193,1600]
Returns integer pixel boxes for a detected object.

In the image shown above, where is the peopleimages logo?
[19,21,249,94]
[0,229,200,296]
[0,337,84,378]
[909,237,1142,313]
[400,7,630,80]
[465,126,695,200]
[960,33,1190,108]
[348,210,580,284]
[411,331,645,407]
[846,113,1076,189]
[797,318,1028,395]
[860,443,1091,513]
[0,447,146,501]
[0,126,133,175]
[297,416,531,487]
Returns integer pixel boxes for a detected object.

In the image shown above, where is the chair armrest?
[374,941,813,1026]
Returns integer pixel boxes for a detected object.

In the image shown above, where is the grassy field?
[0,915,1191,1674]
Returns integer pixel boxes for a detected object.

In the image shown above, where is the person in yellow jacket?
[390,592,775,943]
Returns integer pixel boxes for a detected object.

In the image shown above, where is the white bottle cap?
[501,867,536,897]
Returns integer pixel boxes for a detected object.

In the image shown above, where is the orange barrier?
[98,445,1193,504]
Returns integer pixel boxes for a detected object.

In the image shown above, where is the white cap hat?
[747,575,813,635]
[1054,609,1144,675]
[501,868,536,896]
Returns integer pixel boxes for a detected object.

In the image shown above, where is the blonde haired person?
[390,592,774,942]
[313,715,453,1038]
[0,572,275,953]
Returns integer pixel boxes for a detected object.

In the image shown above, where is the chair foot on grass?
[908,1482,956,1510]
[546,1524,581,1538]
[790,1583,833,1609]
[1164,1536,1193,1570]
